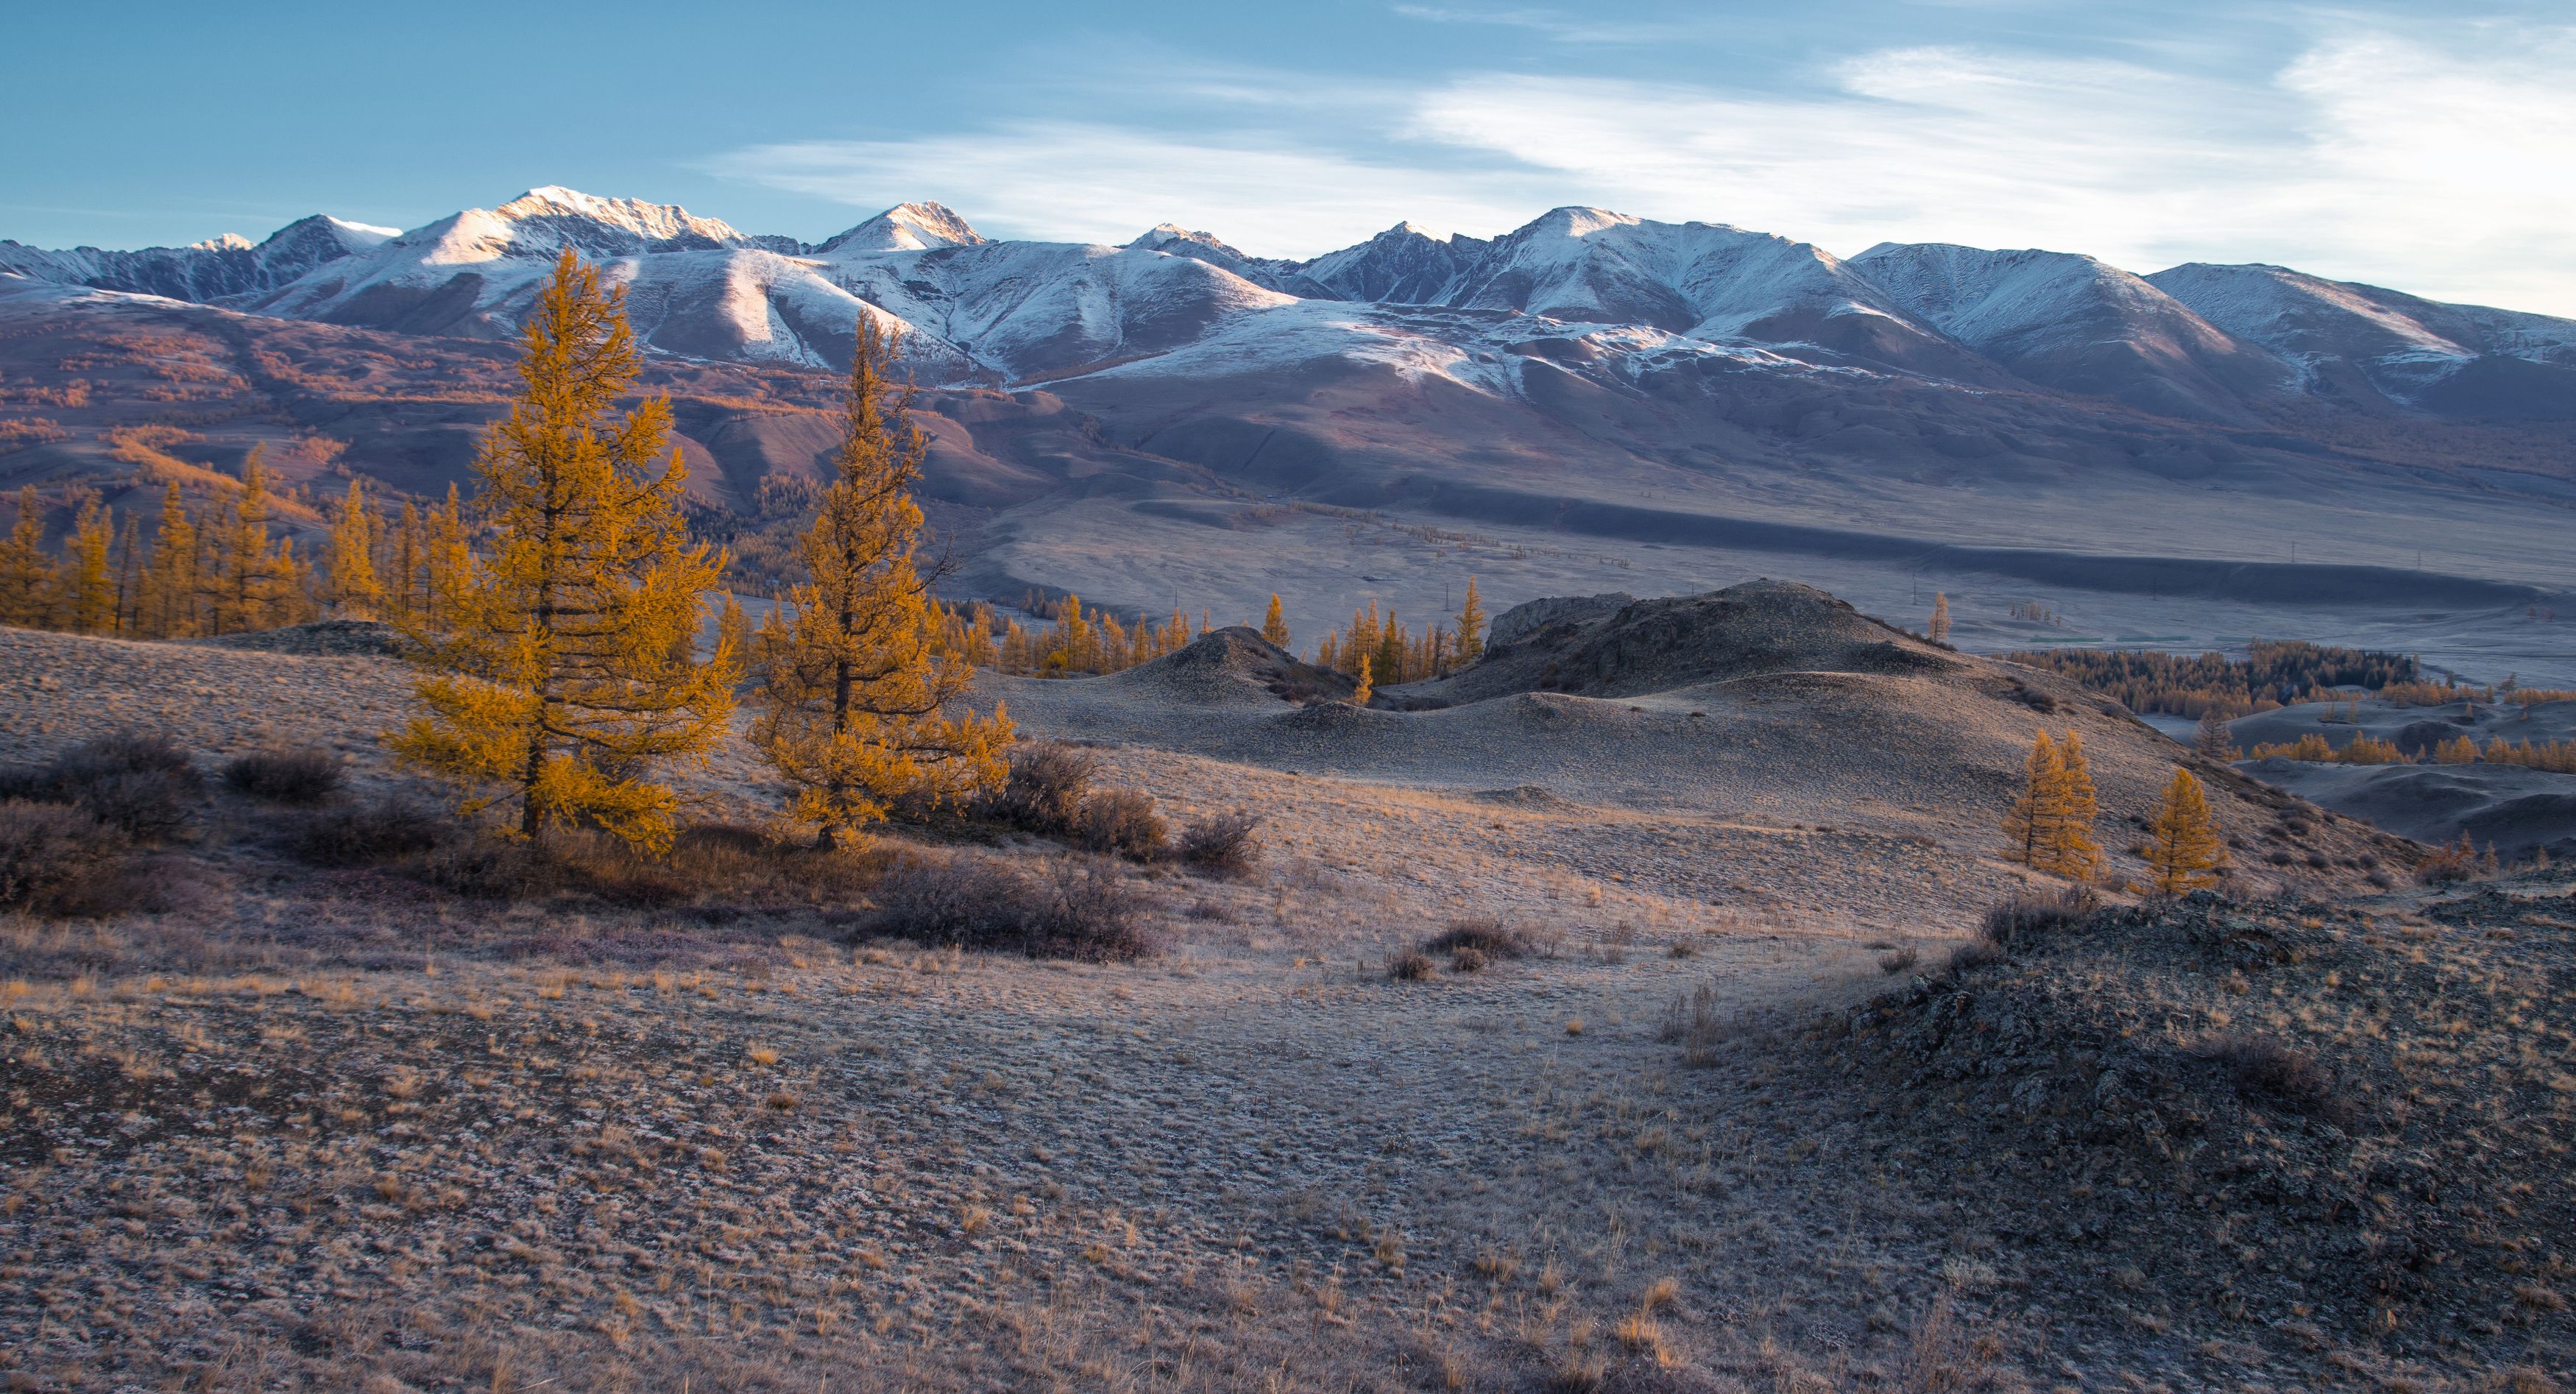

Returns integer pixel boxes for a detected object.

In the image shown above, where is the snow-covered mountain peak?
[1521,206,1643,241]
[817,202,987,255]
[1128,224,1248,260]
[487,187,754,250]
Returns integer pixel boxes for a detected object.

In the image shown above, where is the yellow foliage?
[747,317,1011,848]
[389,250,737,851]
[1351,654,1373,706]
[0,487,48,626]
[2145,768,2227,894]
[1261,593,1289,649]
[325,478,383,620]
[2001,729,2098,880]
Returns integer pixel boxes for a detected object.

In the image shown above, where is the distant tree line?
[2013,641,2424,718]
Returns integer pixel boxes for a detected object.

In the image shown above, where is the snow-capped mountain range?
[6,186,2573,422]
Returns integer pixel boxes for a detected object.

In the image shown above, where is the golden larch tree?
[2002,729,2063,868]
[2144,768,2227,894]
[326,478,383,619]
[139,483,198,638]
[0,487,49,627]
[62,494,116,634]
[1351,654,1373,706]
[716,592,751,676]
[390,250,737,851]
[1261,593,1290,648]
[206,450,301,633]
[747,317,1011,849]
[2050,730,2102,881]
[1928,592,1952,643]
[1456,575,1486,665]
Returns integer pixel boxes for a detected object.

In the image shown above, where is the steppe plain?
[4,583,2570,1392]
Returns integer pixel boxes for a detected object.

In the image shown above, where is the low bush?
[1980,885,2098,947]
[0,801,160,918]
[412,838,562,901]
[290,797,447,867]
[223,746,344,804]
[2192,1032,2354,1125]
[0,733,201,841]
[1945,936,2006,974]
[871,853,1156,962]
[1072,789,1168,860]
[1422,917,1551,960]
[1384,947,1435,980]
[1177,812,1262,879]
[1878,945,1920,975]
[1657,982,1722,1066]
[974,742,1097,835]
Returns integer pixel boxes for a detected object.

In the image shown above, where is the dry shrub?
[412,838,562,901]
[223,746,344,804]
[1945,936,2006,975]
[1878,945,1921,975]
[974,741,1097,835]
[1980,885,2097,947]
[1657,981,1722,1066]
[1384,947,1435,980]
[1072,789,1169,861]
[2192,1032,2354,1125]
[0,802,146,916]
[1178,811,1262,879]
[0,732,201,841]
[1422,916,1551,961]
[871,853,1156,961]
[2416,836,2485,885]
[291,797,447,867]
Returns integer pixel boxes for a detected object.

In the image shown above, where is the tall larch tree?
[0,487,49,627]
[2193,710,2237,761]
[2145,768,2227,894]
[1928,592,1952,643]
[747,316,1011,849]
[390,250,737,851]
[112,510,143,635]
[1261,594,1290,649]
[63,493,115,634]
[1456,576,1486,665]
[2050,730,2102,881]
[326,478,383,619]
[207,449,299,634]
[1351,654,1373,706]
[2002,730,2064,868]
[139,483,198,638]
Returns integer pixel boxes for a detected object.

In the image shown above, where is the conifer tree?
[2144,768,2226,894]
[0,487,49,627]
[2193,709,2237,761]
[2002,730,2063,868]
[112,511,143,635]
[208,450,295,634]
[326,478,383,619]
[1261,593,1289,648]
[1928,592,1952,643]
[63,493,114,634]
[2050,730,2102,881]
[391,250,737,850]
[1456,576,1485,665]
[747,317,1011,849]
[717,592,751,676]
[1375,608,1406,687]
[139,483,197,638]
[1351,653,1373,706]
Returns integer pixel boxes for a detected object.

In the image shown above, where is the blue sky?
[5,1,2572,311]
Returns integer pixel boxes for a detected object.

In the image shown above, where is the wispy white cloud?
[1389,4,1699,44]
[715,126,1540,252]
[708,25,2576,314]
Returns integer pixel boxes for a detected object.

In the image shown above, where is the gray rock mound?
[194,620,403,658]
[1409,579,1958,704]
